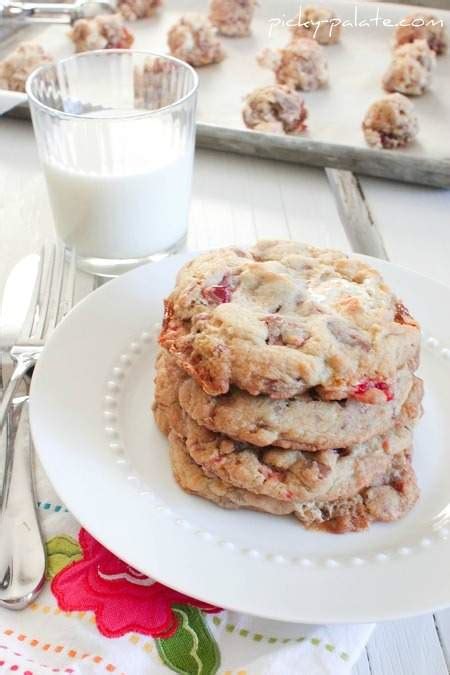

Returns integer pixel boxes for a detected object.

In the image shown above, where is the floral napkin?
[0,449,373,675]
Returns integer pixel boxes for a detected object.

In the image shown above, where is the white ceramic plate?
[30,252,450,624]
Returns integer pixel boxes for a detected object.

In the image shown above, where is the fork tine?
[34,243,56,341]
[45,243,66,334]
[19,245,46,341]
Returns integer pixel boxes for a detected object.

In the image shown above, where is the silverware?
[0,254,40,398]
[0,394,46,609]
[0,243,77,609]
[0,0,116,25]
[0,243,76,435]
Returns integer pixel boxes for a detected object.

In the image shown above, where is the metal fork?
[0,395,45,609]
[0,242,77,609]
[0,242,76,434]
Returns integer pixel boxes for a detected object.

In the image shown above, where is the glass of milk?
[26,50,198,276]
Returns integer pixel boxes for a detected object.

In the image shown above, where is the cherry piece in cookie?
[352,379,394,404]
[202,283,233,304]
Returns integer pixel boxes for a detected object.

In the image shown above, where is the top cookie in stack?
[155,240,423,534]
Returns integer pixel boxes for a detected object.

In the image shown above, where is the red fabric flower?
[51,529,220,639]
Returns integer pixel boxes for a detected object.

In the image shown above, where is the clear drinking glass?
[27,50,198,276]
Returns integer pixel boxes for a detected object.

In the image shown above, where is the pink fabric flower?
[51,529,220,638]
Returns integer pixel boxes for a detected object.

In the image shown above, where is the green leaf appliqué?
[46,535,83,580]
[156,605,220,675]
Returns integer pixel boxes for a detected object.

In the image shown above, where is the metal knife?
[0,254,40,393]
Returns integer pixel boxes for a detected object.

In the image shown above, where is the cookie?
[69,14,134,52]
[394,13,448,55]
[159,241,421,399]
[258,39,328,91]
[383,41,436,96]
[154,363,421,504]
[295,455,419,532]
[290,5,342,45]
[242,85,308,135]
[118,0,161,21]
[393,40,436,71]
[209,0,256,37]
[178,361,418,451]
[167,418,419,533]
[167,14,225,67]
[362,94,419,149]
[383,56,431,96]
[0,42,52,93]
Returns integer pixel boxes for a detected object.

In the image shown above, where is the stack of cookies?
[154,241,423,534]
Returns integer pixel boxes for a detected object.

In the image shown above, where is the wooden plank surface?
[435,609,450,671]
[353,648,372,675]
[359,176,450,287]
[366,616,449,675]
[326,169,388,258]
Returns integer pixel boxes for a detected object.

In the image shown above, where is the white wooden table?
[0,117,449,674]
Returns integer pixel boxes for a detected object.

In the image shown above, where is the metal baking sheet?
[2,0,449,187]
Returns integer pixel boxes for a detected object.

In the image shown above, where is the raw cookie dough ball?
[259,38,328,91]
[242,85,308,134]
[291,5,341,45]
[383,40,435,96]
[394,39,436,71]
[362,93,419,149]
[394,13,448,55]
[0,42,52,92]
[134,56,178,109]
[118,0,161,21]
[209,0,256,37]
[69,14,134,52]
[167,14,225,67]
[382,56,429,96]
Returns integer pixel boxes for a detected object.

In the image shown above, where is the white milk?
[43,114,193,260]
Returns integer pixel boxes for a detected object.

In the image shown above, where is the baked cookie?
[394,13,448,55]
[242,85,308,135]
[159,241,421,399]
[154,358,421,504]
[362,93,419,149]
[69,14,134,52]
[176,363,419,451]
[167,14,225,67]
[296,455,419,533]
[118,0,161,21]
[164,406,419,533]
[258,39,328,91]
[209,0,256,37]
[0,42,52,93]
[290,5,341,45]
[157,350,419,451]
